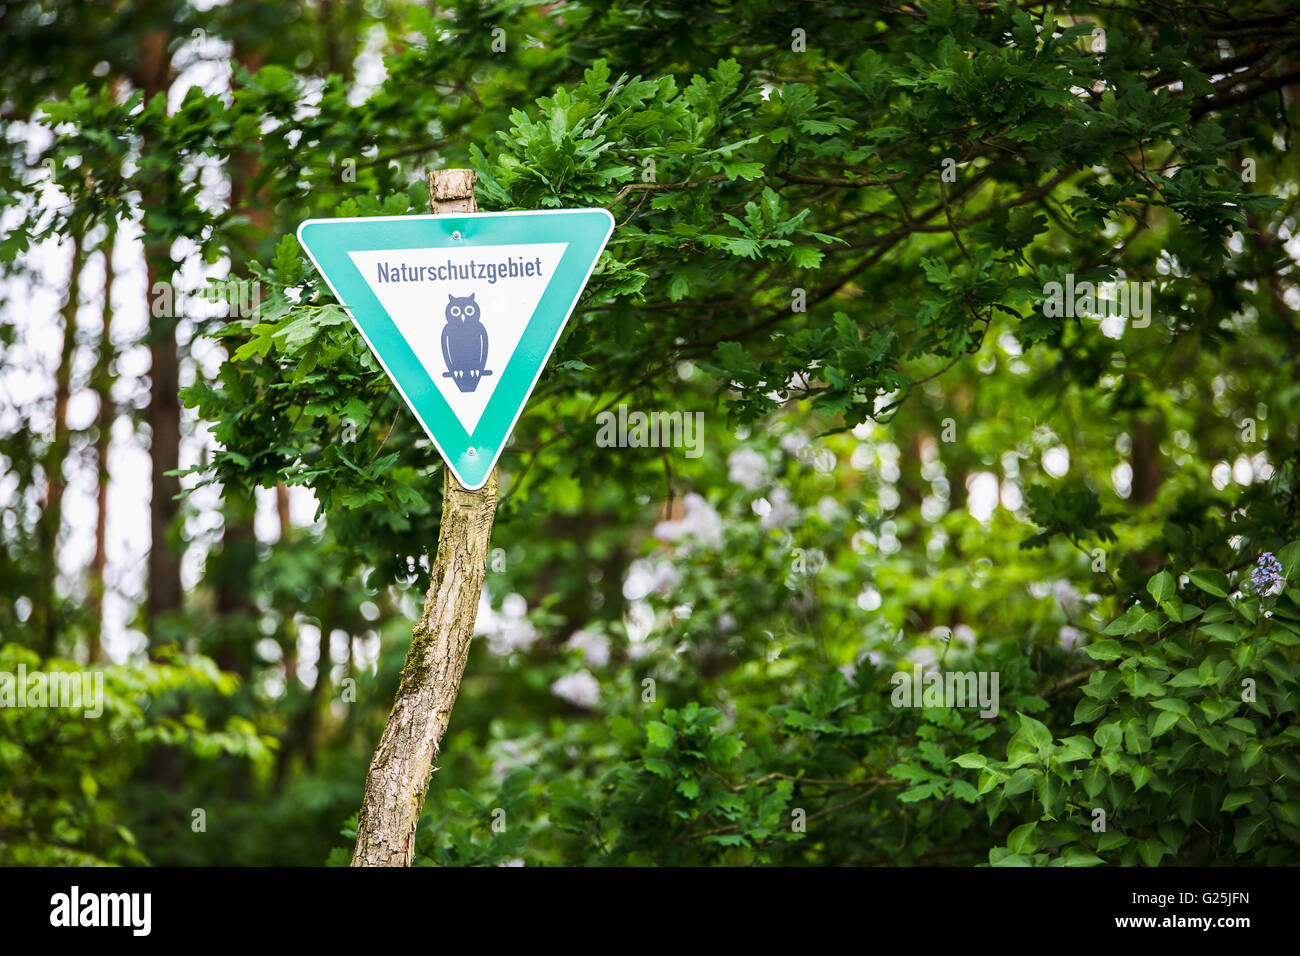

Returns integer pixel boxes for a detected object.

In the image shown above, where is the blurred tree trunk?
[274,599,334,792]
[211,492,257,673]
[276,484,292,536]
[1131,416,1164,506]
[39,233,84,655]
[88,235,116,663]
[135,29,183,640]
[211,41,270,675]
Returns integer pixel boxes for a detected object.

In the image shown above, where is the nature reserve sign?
[297,208,615,488]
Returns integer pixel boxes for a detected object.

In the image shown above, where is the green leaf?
[643,758,674,779]
[1093,722,1122,751]
[1150,698,1190,716]
[1147,570,1175,604]
[1084,639,1125,661]
[1004,768,1039,797]
[1199,622,1246,643]
[989,848,1031,867]
[1233,817,1265,854]
[1220,791,1252,813]
[1060,848,1104,867]
[645,721,675,749]
[1007,822,1039,855]
[1057,735,1096,762]
[1276,541,1300,579]
[1138,840,1166,866]
[1186,570,1230,597]
[1017,712,1054,755]
[1082,764,1107,799]
[1151,710,1181,736]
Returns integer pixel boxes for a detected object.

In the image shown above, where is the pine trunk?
[88,235,116,663]
[136,29,183,638]
[40,233,84,656]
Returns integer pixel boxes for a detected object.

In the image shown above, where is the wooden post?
[351,169,500,867]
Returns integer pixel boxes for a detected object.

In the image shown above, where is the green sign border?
[297,209,615,489]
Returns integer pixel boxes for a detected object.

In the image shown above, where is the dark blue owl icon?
[441,292,492,393]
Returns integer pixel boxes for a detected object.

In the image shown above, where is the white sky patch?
[1000,481,1023,512]
[1042,445,1070,478]
[1112,462,1133,498]
[1232,455,1254,485]
[1211,461,1231,490]
[350,23,392,106]
[1100,312,1126,338]
[966,472,999,523]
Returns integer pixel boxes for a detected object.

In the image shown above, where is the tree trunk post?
[350,169,499,867]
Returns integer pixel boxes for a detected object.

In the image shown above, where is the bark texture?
[351,169,499,867]
[135,29,184,637]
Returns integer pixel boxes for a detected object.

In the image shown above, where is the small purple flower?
[1246,552,1285,597]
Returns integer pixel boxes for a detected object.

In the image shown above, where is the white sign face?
[348,242,569,433]
[299,208,615,490]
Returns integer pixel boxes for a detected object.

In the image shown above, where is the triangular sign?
[297,209,614,490]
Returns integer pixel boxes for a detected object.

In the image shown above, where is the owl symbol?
[440,292,492,393]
